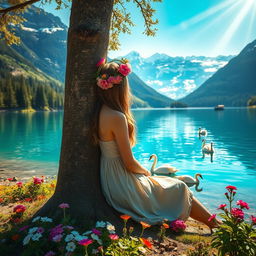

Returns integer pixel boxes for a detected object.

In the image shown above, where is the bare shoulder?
[101,106,126,124]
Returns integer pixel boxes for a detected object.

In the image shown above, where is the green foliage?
[1,0,162,51]
[247,96,256,106]
[105,236,146,255]
[0,75,64,110]
[211,188,256,256]
[170,101,188,108]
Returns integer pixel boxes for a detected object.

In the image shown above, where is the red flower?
[231,208,244,221]
[7,178,13,181]
[236,200,249,210]
[25,198,32,202]
[120,215,131,221]
[226,185,237,192]
[96,58,105,67]
[170,220,186,232]
[251,215,256,225]
[13,205,26,213]
[140,221,151,229]
[162,223,169,229]
[217,204,227,210]
[118,63,132,76]
[16,182,23,188]
[109,234,119,240]
[0,198,3,203]
[140,238,152,249]
[78,239,93,246]
[12,218,21,223]
[208,214,216,222]
[33,177,43,185]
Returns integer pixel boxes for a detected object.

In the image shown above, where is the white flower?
[31,233,42,241]
[66,241,76,252]
[138,247,147,254]
[28,227,38,234]
[96,221,106,228]
[41,217,53,222]
[65,234,74,242]
[106,224,115,234]
[23,234,32,245]
[32,216,41,223]
[82,230,92,235]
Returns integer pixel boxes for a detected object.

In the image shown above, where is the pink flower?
[19,225,29,232]
[107,75,123,84]
[236,200,249,210]
[251,215,256,225]
[208,214,216,222]
[13,205,26,213]
[231,208,244,221]
[33,177,43,185]
[64,225,74,230]
[92,228,101,236]
[49,224,64,240]
[109,234,119,240]
[96,58,105,67]
[218,204,227,210]
[59,203,70,209]
[52,234,63,242]
[78,238,93,246]
[118,63,132,76]
[226,185,237,192]
[97,78,112,90]
[170,219,186,232]
[44,251,56,256]
[16,182,23,188]
[37,227,45,233]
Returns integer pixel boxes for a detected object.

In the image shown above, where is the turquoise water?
[0,109,256,213]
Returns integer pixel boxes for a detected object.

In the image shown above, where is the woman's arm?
[111,112,150,176]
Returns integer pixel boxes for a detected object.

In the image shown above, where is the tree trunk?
[36,0,122,228]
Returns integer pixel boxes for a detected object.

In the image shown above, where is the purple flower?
[44,251,56,256]
[59,203,70,209]
[170,220,186,232]
[92,228,101,236]
[19,225,29,232]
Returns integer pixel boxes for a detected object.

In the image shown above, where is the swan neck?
[151,155,157,172]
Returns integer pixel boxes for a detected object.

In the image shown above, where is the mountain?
[0,5,172,108]
[181,39,256,107]
[121,51,234,100]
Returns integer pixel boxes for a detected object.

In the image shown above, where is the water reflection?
[0,108,255,212]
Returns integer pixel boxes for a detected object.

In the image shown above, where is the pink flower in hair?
[96,58,105,67]
[118,63,132,76]
[107,75,123,84]
[97,78,112,90]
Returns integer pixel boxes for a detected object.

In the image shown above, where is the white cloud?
[159,86,179,93]
[21,26,38,32]
[146,80,163,86]
[170,77,179,85]
[204,68,218,72]
[183,79,196,92]
[41,27,64,34]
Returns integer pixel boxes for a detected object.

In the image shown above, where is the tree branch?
[0,0,39,15]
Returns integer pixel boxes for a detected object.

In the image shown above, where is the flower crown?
[96,58,132,90]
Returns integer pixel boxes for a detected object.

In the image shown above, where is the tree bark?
[36,0,122,228]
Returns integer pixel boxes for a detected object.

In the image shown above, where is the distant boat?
[214,105,224,110]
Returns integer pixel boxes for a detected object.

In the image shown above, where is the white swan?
[202,139,214,154]
[175,173,203,187]
[199,127,208,136]
[149,154,178,175]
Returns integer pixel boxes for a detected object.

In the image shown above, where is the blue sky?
[38,0,256,57]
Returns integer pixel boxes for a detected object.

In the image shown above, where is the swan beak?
[199,174,203,179]
[149,155,153,161]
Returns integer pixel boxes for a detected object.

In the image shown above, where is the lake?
[0,108,256,214]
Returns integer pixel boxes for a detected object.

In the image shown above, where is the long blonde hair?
[91,62,136,146]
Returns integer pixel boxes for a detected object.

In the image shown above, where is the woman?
[91,58,218,230]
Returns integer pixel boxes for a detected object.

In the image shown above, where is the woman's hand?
[144,171,151,176]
